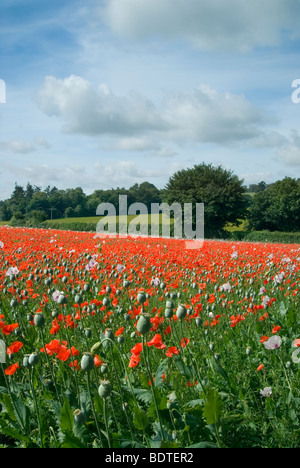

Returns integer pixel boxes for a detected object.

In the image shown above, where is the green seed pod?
[195,317,202,327]
[75,294,83,304]
[104,329,114,341]
[137,291,147,304]
[57,294,67,305]
[164,308,173,319]
[246,346,252,355]
[98,380,112,398]
[34,313,45,328]
[176,305,187,320]
[74,409,86,425]
[23,355,30,368]
[80,353,95,372]
[85,328,92,338]
[100,364,108,374]
[29,353,40,366]
[136,313,151,335]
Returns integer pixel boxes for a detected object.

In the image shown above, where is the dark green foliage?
[163,163,247,238]
[247,177,300,232]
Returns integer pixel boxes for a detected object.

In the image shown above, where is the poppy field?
[0,225,299,448]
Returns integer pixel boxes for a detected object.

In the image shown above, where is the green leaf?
[188,441,219,448]
[61,432,87,448]
[133,406,149,431]
[213,360,233,389]
[0,419,30,443]
[155,359,168,389]
[203,388,223,426]
[133,387,153,405]
[59,398,74,434]
[2,393,17,422]
[2,393,29,432]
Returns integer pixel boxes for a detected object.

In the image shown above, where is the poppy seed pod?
[29,353,40,366]
[136,313,151,335]
[98,380,112,398]
[137,291,147,304]
[74,409,86,425]
[23,354,30,368]
[104,329,114,341]
[57,294,67,305]
[80,352,95,372]
[75,294,83,304]
[165,308,173,319]
[34,313,45,328]
[195,317,202,327]
[176,305,187,320]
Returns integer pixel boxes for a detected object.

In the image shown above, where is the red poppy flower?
[7,341,23,355]
[5,363,19,375]
[115,326,124,337]
[147,334,166,349]
[166,346,180,357]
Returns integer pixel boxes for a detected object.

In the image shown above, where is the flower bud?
[90,341,101,355]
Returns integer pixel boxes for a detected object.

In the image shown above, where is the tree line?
[0,164,299,237]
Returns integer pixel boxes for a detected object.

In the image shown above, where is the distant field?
[46,213,174,225]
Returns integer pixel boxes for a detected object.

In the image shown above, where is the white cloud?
[36,75,167,136]
[0,137,50,154]
[103,0,300,52]
[36,75,281,150]
[277,131,300,166]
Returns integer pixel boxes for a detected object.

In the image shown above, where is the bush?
[243,230,300,244]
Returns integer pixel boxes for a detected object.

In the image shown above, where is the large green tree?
[247,177,300,232]
[163,163,247,238]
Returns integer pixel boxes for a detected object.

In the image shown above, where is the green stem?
[86,371,104,447]
[29,367,43,448]
[142,336,166,443]
[103,397,111,448]
[40,328,63,406]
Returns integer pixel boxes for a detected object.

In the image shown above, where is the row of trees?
[0,164,299,236]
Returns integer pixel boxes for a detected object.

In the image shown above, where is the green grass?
[47,213,174,226]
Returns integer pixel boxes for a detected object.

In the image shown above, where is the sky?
[0,0,300,201]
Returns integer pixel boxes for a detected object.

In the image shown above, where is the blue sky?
[0,0,300,201]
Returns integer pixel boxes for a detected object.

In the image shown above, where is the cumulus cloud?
[0,137,50,154]
[277,132,300,166]
[36,75,281,150]
[102,0,300,52]
[36,75,167,136]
